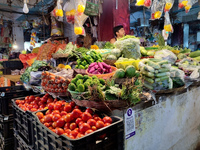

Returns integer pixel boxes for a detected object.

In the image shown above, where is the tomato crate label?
[124,108,135,139]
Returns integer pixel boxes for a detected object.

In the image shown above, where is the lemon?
[70,9,76,16]
[136,0,145,5]
[164,24,172,32]
[77,5,85,13]
[58,64,65,68]
[65,65,71,69]
[182,1,188,6]
[74,27,83,35]
[154,11,162,19]
[56,9,63,17]
[165,2,172,10]
[185,4,191,10]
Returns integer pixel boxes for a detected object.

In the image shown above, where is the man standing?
[110,25,125,44]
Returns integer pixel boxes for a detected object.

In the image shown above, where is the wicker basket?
[72,98,128,112]
[68,90,90,100]
[86,66,117,80]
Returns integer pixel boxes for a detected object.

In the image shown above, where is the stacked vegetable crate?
[12,95,42,150]
[0,85,34,150]
[33,109,124,150]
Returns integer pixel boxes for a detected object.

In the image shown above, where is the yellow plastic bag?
[115,60,141,70]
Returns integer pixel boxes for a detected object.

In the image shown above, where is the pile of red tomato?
[15,94,56,112]
[36,101,113,139]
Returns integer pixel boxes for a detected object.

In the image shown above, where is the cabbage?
[114,38,141,59]
[106,55,117,60]
[111,49,121,57]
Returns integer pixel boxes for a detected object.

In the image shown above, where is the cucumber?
[144,82,154,90]
[155,72,170,78]
[146,60,161,69]
[155,76,169,82]
[144,76,154,84]
[141,70,154,78]
[158,60,169,65]
[144,65,155,72]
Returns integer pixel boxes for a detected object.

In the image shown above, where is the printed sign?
[124,108,135,139]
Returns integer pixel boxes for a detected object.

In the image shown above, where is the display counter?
[112,82,200,150]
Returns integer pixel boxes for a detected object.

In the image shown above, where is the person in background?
[110,25,125,44]
[197,44,200,51]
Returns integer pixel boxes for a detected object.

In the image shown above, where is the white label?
[124,108,135,139]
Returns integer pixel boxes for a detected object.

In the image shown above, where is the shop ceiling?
[0,0,55,21]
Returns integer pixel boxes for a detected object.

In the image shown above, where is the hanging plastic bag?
[51,16,63,37]
[150,0,164,20]
[164,12,173,33]
[63,0,76,24]
[136,0,152,8]
[74,0,88,36]
[51,0,64,22]
[164,0,174,12]
[178,0,188,9]
[184,0,197,13]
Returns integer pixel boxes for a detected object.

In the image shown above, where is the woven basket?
[72,98,128,112]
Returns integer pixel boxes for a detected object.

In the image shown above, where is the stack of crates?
[0,85,34,150]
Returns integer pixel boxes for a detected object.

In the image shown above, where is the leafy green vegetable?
[105,86,121,100]
[75,47,90,54]
[103,42,115,49]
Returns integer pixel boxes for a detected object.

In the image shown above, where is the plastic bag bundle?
[63,0,76,24]
[150,0,164,20]
[51,0,64,22]
[50,16,63,37]
[178,0,188,9]
[74,0,88,36]
[139,59,172,90]
[164,12,173,33]
[154,49,177,64]
[184,0,198,13]
[164,0,174,12]
[136,0,152,8]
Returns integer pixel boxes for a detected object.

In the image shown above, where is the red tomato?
[93,114,99,118]
[76,133,84,139]
[48,103,54,110]
[85,108,94,115]
[104,123,111,127]
[71,109,82,119]
[48,127,53,130]
[43,115,53,123]
[70,130,78,138]
[63,104,72,113]
[64,123,70,130]
[74,106,80,109]
[38,101,43,106]
[52,122,57,128]
[39,104,46,109]
[24,103,29,107]
[30,108,37,112]
[55,128,64,136]
[64,129,71,134]
[36,112,44,120]
[96,121,104,129]
[31,101,37,105]
[85,129,93,135]
[74,128,79,132]
[94,117,102,122]
[69,101,75,108]
[41,97,47,103]
[82,112,92,122]
[40,118,45,124]
[103,116,112,124]
[87,119,96,127]
[52,114,61,122]
[25,96,29,101]
[52,110,60,115]
[54,103,62,110]
[44,122,50,127]
[63,114,73,123]
[27,104,33,110]
[75,118,82,125]
[70,123,77,130]
[56,118,65,128]
[35,97,40,101]
[91,126,97,131]
[51,129,56,133]
[32,105,39,109]
[47,98,54,103]
[15,100,21,105]
[79,123,91,134]
[45,110,52,115]
[29,95,35,101]
[68,135,75,139]
[60,111,67,116]
[20,100,25,104]
[78,121,84,127]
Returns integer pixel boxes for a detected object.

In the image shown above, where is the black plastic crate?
[14,131,33,150]
[0,133,14,150]
[2,61,23,69]
[0,115,13,139]
[0,86,35,116]
[33,110,124,150]
[0,69,11,75]
[12,95,43,147]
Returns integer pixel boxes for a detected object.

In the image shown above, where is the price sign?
[124,108,135,139]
